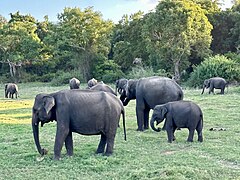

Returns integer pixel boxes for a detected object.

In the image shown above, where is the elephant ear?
[43,96,55,115]
[161,106,168,118]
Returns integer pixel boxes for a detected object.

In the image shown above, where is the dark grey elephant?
[201,77,227,94]
[32,89,126,160]
[87,78,98,88]
[90,83,117,96]
[5,83,18,99]
[150,101,203,143]
[120,76,183,131]
[115,78,128,95]
[69,77,80,89]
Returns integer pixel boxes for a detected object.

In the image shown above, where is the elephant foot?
[104,152,113,156]
[144,127,149,130]
[167,140,173,143]
[136,128,144,131]
[53,156,61,161]
[198,137,203,142]
[187,139,193,142]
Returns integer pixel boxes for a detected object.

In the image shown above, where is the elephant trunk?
[150,117,161,132]
[32,114,47,156]
[201,85,205,94]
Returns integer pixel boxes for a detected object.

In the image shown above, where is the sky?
[0,0,234,23]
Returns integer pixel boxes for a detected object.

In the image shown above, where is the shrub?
[127,66,168,79]
[187,55,240,87]
[51,70,83,86]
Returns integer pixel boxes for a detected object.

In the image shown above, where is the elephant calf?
[201,77,227,94]
[69,77,80,89]
[5,83,18,99]
[150,100,203,143]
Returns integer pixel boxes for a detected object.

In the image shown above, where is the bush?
[127,66,168,79]
[51,70,83,86]
[187,55,240,87]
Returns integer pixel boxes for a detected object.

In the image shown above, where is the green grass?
[0,82,240,179]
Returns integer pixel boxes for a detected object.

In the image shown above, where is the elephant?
[90,83,117,96]
[5,83,18,99]
[69,77,80,89]
[150,100,203,143]
[115,78,128,95]
[32,89,126,160]
[120,76,183,131]
[201,77,227,94]
[87,78,98,88]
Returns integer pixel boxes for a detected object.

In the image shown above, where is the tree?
[50,7,114,81]
[143,0,213,82]
[0,12,42,82]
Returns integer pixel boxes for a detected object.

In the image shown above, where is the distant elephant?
[201,77,227,94]
[32,89,126,160]
[150,101,203,143]
[90,83,117,96]
[115,78,128,95]
[120,76,183,131]
[69,77,80,89]
[5,83,18,99]
[87,78,98,88]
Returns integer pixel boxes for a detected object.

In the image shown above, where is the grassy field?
[0,82,240,179]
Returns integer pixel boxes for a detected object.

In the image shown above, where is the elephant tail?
[121,109,127,141]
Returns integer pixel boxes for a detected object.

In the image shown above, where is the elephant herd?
[3,76,228,160]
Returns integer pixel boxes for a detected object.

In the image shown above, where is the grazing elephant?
[5,83,18,99]
[87,78,98,88]
[115,78,128,95]
[201,77,227,94]
[69,77,80,89]
[150,101,203,143]
[32,89,126,160]
[120,76,183,131]
[90,83,117,96]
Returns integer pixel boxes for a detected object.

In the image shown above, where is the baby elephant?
[150,101,203,143]
[5,83,19,99]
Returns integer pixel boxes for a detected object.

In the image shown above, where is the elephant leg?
[54,126,69,160]
[144,108,150,130]
[167,128,173,143]
[65,131,73,156]
[172,127,177,141]
[196,121,203,142]
[187,129,195,142]
[96,133,107,154]
[105,136,115,156]
[220,88,225,94]
[136,100,145,131]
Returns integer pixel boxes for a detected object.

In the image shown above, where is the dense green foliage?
[187,55,240,87]
[0,0,240,85]
[0,83,240,179]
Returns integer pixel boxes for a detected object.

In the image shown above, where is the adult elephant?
[201,77,227,94]
[150,101,203,143]
[90,83,117,96]
[32,89,126,160]
[115,78,128,95]
[120,76,183,131]
[5,83,18,99]
[69,77,80,89]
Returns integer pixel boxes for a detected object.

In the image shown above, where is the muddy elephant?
[120,76,183,131]
[115,78,128,95]
[90,83,117,96]
[201,77,227,94]
[69,77,80,89]
[87,78,98,88]
[150,101,203,143]
[32,89,126,160]
[5,83,18,99]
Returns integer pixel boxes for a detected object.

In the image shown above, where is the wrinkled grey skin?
[32,90,126,160]
[69,77,80,89]
[201,77,227,94]
[150,101,203,143]
[87,78,98,88]
[120,76,183,131]
[90,83,117,96]
[5,83,18,99]
[115,78,128,95]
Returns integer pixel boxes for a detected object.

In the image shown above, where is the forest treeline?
[0,0,240,86]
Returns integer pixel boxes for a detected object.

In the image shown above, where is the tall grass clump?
[187,55,240,87]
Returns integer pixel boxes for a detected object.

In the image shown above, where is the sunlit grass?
[0,83,240,179]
